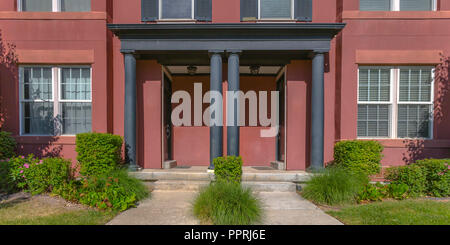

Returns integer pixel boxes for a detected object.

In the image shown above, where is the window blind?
[360,0,391,11]
[22,0,52,12]
[260,0,291,19]
[358,68,391,102]
[161,0,193,19]
[399,68,432,102]
[400,0,433,11]
[357,104,390,137]
[61,0,91,12]
[397,105,431,138]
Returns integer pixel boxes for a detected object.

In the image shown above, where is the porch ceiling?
[108,23,346,55]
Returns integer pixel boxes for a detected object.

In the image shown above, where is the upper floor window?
[360,0,436,11]
[19,66,92,136]
[259,0,293,19]
[160,0,194,19]
[18,0,91,12]
[357,66,434,139]
[142,0,211,21]
[241,0,312,22]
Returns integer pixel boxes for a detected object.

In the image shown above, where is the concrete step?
[243,181,298,193]
[145,180,298,192]
[133,170,311,183]
[145,180,211,191]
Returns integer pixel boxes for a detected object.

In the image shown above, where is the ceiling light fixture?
[250,65,260,75]
[187,65,197,75]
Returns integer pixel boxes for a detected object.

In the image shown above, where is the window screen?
[358,68,391,102]
[161,0,193,19]
[360,0,391,11]
[61,0,91,12]
[400,0,433,11]
[260,0,292,19]
[22,0,52,12]
[399,68,432,102]
[358,104,390,137]
[397,105,431,138]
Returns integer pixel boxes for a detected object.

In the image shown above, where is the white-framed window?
[357,66,434,139]
[258,0,294,20]
[17,0,91,12]
[159,0,195,20]
[360,0,437,11]
[19,66,92,136]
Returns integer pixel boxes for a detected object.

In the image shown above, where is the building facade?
[0,0,449,171]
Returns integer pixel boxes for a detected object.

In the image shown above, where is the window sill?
[0,11,107,20]
[342,11,450,20]
[14,135,76,145]
[241,19,298,23]
[156,19,198,23]
[354,138,450,148]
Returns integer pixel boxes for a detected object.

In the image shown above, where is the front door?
[163,73,173,161]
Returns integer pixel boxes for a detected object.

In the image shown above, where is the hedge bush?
[75,168,149,211]
[0,131,16,160]
[9,155,73,195]
[76,133,123,177]
[333,140,383,176]
[213,156,243,183]
[415,159,449,197]
[385,165,427,197]
[0,159,15,193]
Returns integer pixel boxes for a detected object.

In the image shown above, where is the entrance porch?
[108,23,345,171]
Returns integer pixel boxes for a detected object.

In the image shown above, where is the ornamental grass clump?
[302,167,368,206]
[193,181,262,225]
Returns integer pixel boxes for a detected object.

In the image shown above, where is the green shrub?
[333,140,383,176]
[193,182,262,225]
[9,155,39,190]
[388,183,409,200]
[9,156,73,195]
[385,165,426,197]
[0,131,16,160]
[213,156,243,183]
[415,159,449,197]
[76,168,149,211]
[0,159,15,193]
[357,183,388,202]
[76,133,123,177]
[302,167,369,205]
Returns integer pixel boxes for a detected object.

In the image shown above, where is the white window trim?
[357,66,435,140]
[19,66,92,136]
[258,0,295,20]
[17,0,91,12]
[391,0,437,11]
[158,0,195,21]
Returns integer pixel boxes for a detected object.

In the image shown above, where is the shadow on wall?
[0,29,18,130]
[402,54,450,164]
[1,30,63,159]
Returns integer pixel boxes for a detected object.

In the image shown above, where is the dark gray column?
[310,51,325,170]
[209,51,224,169]
[227,51,241,156]
[123,51,138,171]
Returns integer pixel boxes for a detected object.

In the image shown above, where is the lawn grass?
[327,199,450,225]
[0,195,117,225]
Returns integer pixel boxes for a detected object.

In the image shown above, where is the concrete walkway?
[107,190,342,225]
[258,192,342,225]
[107,191,200,225]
